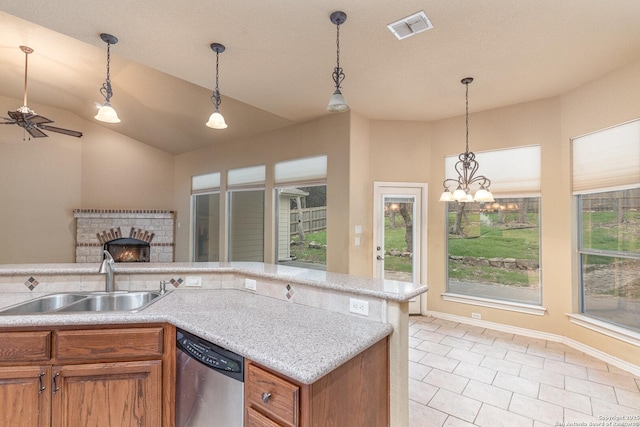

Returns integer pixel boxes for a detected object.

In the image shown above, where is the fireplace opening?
[104,238,150,262]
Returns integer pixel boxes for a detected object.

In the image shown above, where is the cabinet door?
[0,365,51,427]
[51,360,161,427]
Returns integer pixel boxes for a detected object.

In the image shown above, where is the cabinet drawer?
[0,331,51,362]
[246,363,299,427]
[54,327,163,361]
[246,406,283,427]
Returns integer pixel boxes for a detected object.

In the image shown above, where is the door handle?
[376,255,384,261]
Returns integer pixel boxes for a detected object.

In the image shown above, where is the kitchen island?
[0,262,427,426]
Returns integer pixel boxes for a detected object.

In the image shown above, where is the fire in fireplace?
[104,238,150,262]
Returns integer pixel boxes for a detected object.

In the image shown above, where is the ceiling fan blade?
[7,110,24,121]
[1,117,16,124]
[38,124,83,138]
[25,114,53,125]
[26,126,48,138]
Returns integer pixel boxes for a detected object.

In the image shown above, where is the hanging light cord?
[465,81,470,154]
[332,22,345,89]
[211,50,222,109]
[100,42,114,103]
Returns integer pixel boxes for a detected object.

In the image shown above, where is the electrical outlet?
[349,298,369,316]
[185,276,202,287]
[245,278,257,291]
[471,312,481,320]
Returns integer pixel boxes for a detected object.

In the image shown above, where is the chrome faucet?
[98,250,116,293]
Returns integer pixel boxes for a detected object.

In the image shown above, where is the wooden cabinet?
[0,324,174,427]
[245,338,389,427]
[51,360,161,427]
[0,365,51,427]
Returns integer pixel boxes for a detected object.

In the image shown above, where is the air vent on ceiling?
[387,11,433,40]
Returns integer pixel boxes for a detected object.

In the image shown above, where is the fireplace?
[74,209,175,263]
[105,238,150,262]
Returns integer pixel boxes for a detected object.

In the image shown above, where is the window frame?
[443,145,543,310]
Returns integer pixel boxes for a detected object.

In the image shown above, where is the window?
[445,146,541,305]
[573,120,640,331]
[192,172,220,261]
[274,156,327,269]
[228,165,265,262]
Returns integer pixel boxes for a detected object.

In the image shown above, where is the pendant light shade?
[327,11,349,113]
[206,43,228,129]
[327,89,349,113]
[95,103,120,123]
[95,33,120,123]
[440,77,494,203]
[206,108,227,129]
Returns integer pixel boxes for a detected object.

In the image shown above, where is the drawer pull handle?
[261,392,272,403]
[38,372,46,394]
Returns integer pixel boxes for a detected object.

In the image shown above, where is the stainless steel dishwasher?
[176,328,244,427]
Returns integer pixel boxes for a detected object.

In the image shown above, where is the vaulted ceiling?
[1,1,640,154]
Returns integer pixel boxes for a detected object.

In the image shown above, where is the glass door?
[373,183,427,314]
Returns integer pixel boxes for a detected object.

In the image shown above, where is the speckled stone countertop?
[0,289,392,384]
[0,262,426,301]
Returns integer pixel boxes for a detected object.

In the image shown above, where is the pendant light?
[439,78,494,203]
[95,33,121,123]
[205,43,228,129]
[327,11,349,113]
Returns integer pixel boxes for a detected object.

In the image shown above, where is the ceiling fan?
[0,46,83,139]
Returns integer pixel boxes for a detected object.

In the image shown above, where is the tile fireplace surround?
[74,209,175,263]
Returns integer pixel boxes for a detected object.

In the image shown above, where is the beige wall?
[0,96,174,263]
[173,113,351,272]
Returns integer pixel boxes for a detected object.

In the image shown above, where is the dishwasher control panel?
[177,329,244,381]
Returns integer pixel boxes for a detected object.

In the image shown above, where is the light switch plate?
[185,276,202,287]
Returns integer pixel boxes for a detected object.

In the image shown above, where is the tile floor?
[408,315,640,427]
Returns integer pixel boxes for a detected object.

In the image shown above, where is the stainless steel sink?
[58,292,162,313]
[0,291,166,315]
[0,294,88,315]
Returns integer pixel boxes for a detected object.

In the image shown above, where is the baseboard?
[426,310,640,378]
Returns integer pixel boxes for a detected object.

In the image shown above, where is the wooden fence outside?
[290,207,327,236]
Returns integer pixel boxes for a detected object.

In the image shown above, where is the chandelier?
[439,77,494,203]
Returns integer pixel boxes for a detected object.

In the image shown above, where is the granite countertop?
[0,262,427,302]
[0,289,392,384]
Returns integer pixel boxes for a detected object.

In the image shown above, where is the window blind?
[445,145,540,197]
[572,119,640,195]
[191,172,220,194]
[227,165,266,189]
[274,155,327,185]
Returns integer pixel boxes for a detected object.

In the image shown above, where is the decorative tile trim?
[97,227,123,244]
[284,283,294,300]
[76,243,175,247]
[73,209,175,214]
[24,277,40,291]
